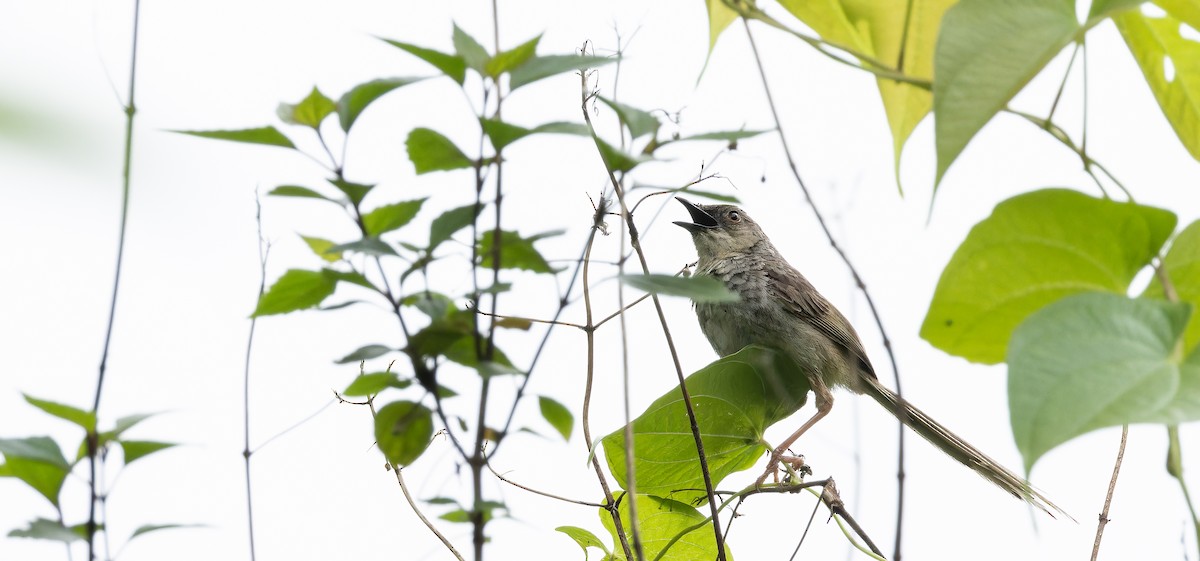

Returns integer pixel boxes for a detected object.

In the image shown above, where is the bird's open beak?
[673,197,718,232]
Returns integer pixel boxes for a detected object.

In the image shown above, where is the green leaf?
[363,199,427,236]
[129,524,199,540]
[173,126,295,149]
[375,401,434,466]
[703,0,740,60]
[269,185,337,202]
[1009,293,1200,472]
[677,188,739,203]
[598,96,660,140]
[429,203,484,250]
[0,436,69,468]
[300,235,342,263]
[509,55,616,90]
[671,129,771,144]
[933,0,1080,185]
[1144,220,1200,350]
[407,128,473,174]
[277,87,336,129]
[328,178,374,206]
[402,291,455,319]
[480,119,589,151]
[591,135,649,173]
[110,413,155,439]
[0,437,70,506]
[478,230,563,274]
[487,35,541,77]
[335,344,394,364]
[328,237,399,257]
[921,189,1176,364]
[253,269,337,317]
[556,525,610,557]
[538,396,574,441]
[599,494,735,561]
[407,310,474,358]
[1090,0,1150,21]
[23,395,95,431]
[322,269,374,289]
[1114,5,1200,162]
[620,273,739,303]
[337,77,424,132]
[8,518,81,543]
[452,23,491,73]
[119,441,176,465]
[344,372,411,396]
[380,39,467,84]
[602,346,808,504]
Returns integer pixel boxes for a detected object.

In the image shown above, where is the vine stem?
[88,1,141,558]
[1089,426,1128,561]
[742,19,909,560]
[241,192,270,561]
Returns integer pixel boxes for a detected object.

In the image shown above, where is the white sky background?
[2,0,1200,560]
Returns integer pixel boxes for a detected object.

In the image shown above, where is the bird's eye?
[727,211,740,222]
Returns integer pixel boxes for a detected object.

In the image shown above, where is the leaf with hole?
[173,127,295,149]
[601,346,808,505]
[374,401,434,466]
[363,199,426,236]
[407,128,473,174]
[921,189,1176,364]
[277,87,336,129]
[337,77,425,132]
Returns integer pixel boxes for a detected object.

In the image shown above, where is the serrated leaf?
[344,372,411,396]
[335,344,394,364]
[375,401,434,466]
[429,203,483,250]
[8,518,81,543]
[620,273,739,303]
[1009,293,1200,471]
[487,35,541,77]
[933,0,1080,186]
[328,178,374,206]
[1114,5,1200,161]
[328,237,399,257]
[407,128,473,174]
[1144,220,1200,350]
[269,185,337,202]
[598,96,660,140]
[538,396,573,441]
[174,127,295,149]
[252,269,337,317]
[337,77,425,132]
[602,346,808,505]
[509,54,616,90]
[380,39,467,84]
[452,23,491,73]
[921,189,1176,364]
[278,87,336,129]
[556,525,610,556]
[478,230,563,273]
[363,199,426,236]
[119,441,176,465]
[23,395,95,431]
[300,235,342,263]
[598,495,735,561]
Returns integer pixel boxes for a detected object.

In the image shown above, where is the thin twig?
[473,308,585,330]
[242,191,270,561]
[616,168,646,561]
[250,399,336,454]
[1090,426,1129,561]
[88,1,142,557]
[742,20,909,560]
[484,459,604,507]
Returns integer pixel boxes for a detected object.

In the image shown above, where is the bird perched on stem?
[673,197,1062,516]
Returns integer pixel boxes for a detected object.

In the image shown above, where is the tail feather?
[862,379,1068,519]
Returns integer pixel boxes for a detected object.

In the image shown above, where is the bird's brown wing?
[766,264,876,378]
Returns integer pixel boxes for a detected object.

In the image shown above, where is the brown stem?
[1090,426,1128,561]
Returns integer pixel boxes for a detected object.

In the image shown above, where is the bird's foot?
[753,450,808,489]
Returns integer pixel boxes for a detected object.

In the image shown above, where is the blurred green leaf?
[599,494,734,561]
[603,346,807,504]
[375,401,434,465]
[1144,220,1200,349]
[335,344,394,364]
[0,437,70,506]
[921,189,1176,364]
[509,54,615,90]
[328,237,399,257]
[0,436,69,468]
[300,235,342,263]
[671,129,770,144]
[364,199,427,236]
[402,292,455,319]
[337,77,425,132]
[487,35,541,77]
[380,39,467,84]
[8,518,81,543]
[23,395,95,431]
[119,441,176,465]
[408,311,474,358]
[269,185,338,202]
[555,525,610,557]
[253,269,337,317]
[479,119,588,151]
[591,135,649,173]
[1009,293,1200,471]
[478,230,563,273]
[407,128,473,174]
[453,23,491,73]
[174,126,295,149]
[620,273,739,303]
[538,396,573,441]
[322,269,373,289]
[598,96,660,140]
[429,203,484,250]
[278,87,336,129]
[129,524,199,540]
[328,178,374,206]
[344,372,411,396]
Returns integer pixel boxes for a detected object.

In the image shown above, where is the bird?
[673,196,1062,516]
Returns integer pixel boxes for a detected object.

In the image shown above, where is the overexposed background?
[2,1,1199,560]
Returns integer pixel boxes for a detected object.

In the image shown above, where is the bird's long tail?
[862,378,1068,518]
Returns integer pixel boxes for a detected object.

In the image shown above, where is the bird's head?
[673,197,767,258]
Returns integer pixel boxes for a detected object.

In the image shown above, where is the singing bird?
[673,197,1061,515]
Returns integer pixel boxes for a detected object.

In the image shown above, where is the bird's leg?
[755,381,833,488]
